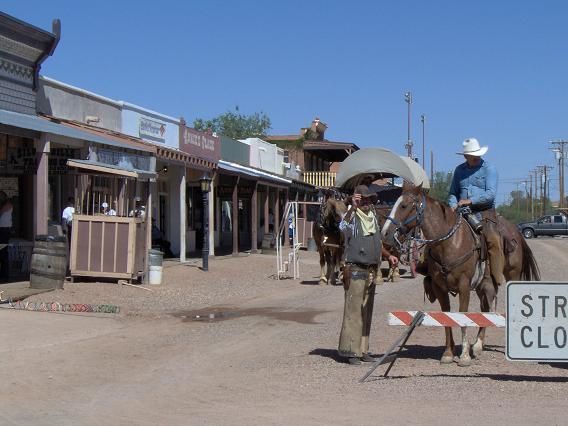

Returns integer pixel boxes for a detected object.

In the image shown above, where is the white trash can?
[148,249,163,285]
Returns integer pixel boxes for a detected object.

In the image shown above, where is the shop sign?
[94,147,151,171]
[49,147,80,175]
[238,186,254,198]
[139,117,166,142]
[217,185,234,198]
[0,177,18,197]
[181,126,221,164]
[6,147,36,174]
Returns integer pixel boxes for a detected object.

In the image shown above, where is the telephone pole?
[528,171,534,219]
[404,91,413,158]
[537,165,553,215]
[551,140,568,208]
[421,114,426,167]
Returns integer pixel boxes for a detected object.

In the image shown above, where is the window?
[554,216,563,224]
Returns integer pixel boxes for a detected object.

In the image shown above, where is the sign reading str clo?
[507,282,568,362]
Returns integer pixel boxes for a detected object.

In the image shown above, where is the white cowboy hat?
[457,138,488,156]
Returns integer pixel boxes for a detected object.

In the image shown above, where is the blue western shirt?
[448,159,498,209]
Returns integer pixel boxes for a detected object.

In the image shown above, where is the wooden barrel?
[30,235,67,290]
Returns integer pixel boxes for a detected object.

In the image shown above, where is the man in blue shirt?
[448,138,505,286]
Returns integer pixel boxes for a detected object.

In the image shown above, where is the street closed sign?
[507,281,568,362]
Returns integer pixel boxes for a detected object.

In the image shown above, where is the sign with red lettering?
[507,282,568,362]
[180,126,220,164]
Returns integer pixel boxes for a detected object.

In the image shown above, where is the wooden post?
[251,182,258,253]
[275,188,280,243]
[179,167,186,262]
[232,177,239,255]
[264,185,269,233]
[34,135,50,236]
[208,174,215,256]
[145,180,153,283]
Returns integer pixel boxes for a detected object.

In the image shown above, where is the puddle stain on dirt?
[173,306,328,324]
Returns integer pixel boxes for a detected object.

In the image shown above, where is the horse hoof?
[440,355,454,365]
[458,358,472,367]
[472,344,483,358]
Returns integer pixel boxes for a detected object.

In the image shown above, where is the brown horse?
[382,184,540,366]
[313,198,347,285]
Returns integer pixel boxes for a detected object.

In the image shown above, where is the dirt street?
[1,238,567,425]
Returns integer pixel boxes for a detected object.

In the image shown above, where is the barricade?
[360,310,506,383]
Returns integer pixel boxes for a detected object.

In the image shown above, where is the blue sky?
[5,1,568,204]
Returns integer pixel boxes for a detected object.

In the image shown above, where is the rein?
[388,193,463,253]
[388,192,483,276]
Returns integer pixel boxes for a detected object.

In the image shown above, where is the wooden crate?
[70,215,147,280]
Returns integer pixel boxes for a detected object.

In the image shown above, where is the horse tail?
[423,275,437,303]
[520,237,541,281]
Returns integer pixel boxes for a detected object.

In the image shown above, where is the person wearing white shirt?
[61,197,75,278]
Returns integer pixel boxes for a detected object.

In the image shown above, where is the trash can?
[30,235,67,290]
[307,237,318,252]
[148,249,163,285]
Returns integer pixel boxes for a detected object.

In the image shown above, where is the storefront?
[179,121,220,258]
[0,12,60,282]
[217,160,292,255]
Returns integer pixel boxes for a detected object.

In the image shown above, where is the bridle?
[386,192,464,252]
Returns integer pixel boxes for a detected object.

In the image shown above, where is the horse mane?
[424,193,453,222]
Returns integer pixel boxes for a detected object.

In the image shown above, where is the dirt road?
[1,238,567,425]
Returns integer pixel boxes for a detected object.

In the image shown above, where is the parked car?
[517,214,568,238]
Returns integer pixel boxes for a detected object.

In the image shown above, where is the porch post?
[264,185,269,233]
[34,135,50,236]
[232,177,239,255]
[208,172,215,256]
[251,182,258,253]
[179,167,186,262]
[274,188,280,243]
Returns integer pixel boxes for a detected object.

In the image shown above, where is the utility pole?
[515,182,520,213]
[528,172,534,220]
[421,114,425,168]
[404,91,413,158]
[537,165,553,215]
[525,179,529,219]
[551,140,568,208]
[430,150,434,183]
[534,169,540,217]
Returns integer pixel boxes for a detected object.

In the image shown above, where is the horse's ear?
[416,182,423,192]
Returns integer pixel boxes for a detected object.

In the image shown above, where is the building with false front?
[266,117,359,188]
[0,12,159,283]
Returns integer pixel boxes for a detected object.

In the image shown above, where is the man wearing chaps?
[338,185,398,365]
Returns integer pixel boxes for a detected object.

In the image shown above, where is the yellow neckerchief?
[355,208,377,236]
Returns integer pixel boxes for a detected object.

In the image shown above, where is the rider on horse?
[448,137,506,287]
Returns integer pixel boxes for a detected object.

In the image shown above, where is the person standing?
[61,197,75,278]
[338,185,398,365]
[0,191,13,281]
[448,137,505,287]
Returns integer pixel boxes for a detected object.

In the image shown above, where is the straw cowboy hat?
[457,138,488,157]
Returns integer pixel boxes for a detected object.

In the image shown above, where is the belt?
[346,262,377,271]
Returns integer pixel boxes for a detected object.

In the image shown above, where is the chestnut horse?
[313,198,347,285]
[382,184,540,366]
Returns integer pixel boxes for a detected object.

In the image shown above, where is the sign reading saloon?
[181,126,221,164]
[139,117,166,142]
[507,281,568,362]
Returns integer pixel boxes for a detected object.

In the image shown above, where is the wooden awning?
[156,146,217,171]
[67,159,156,180]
